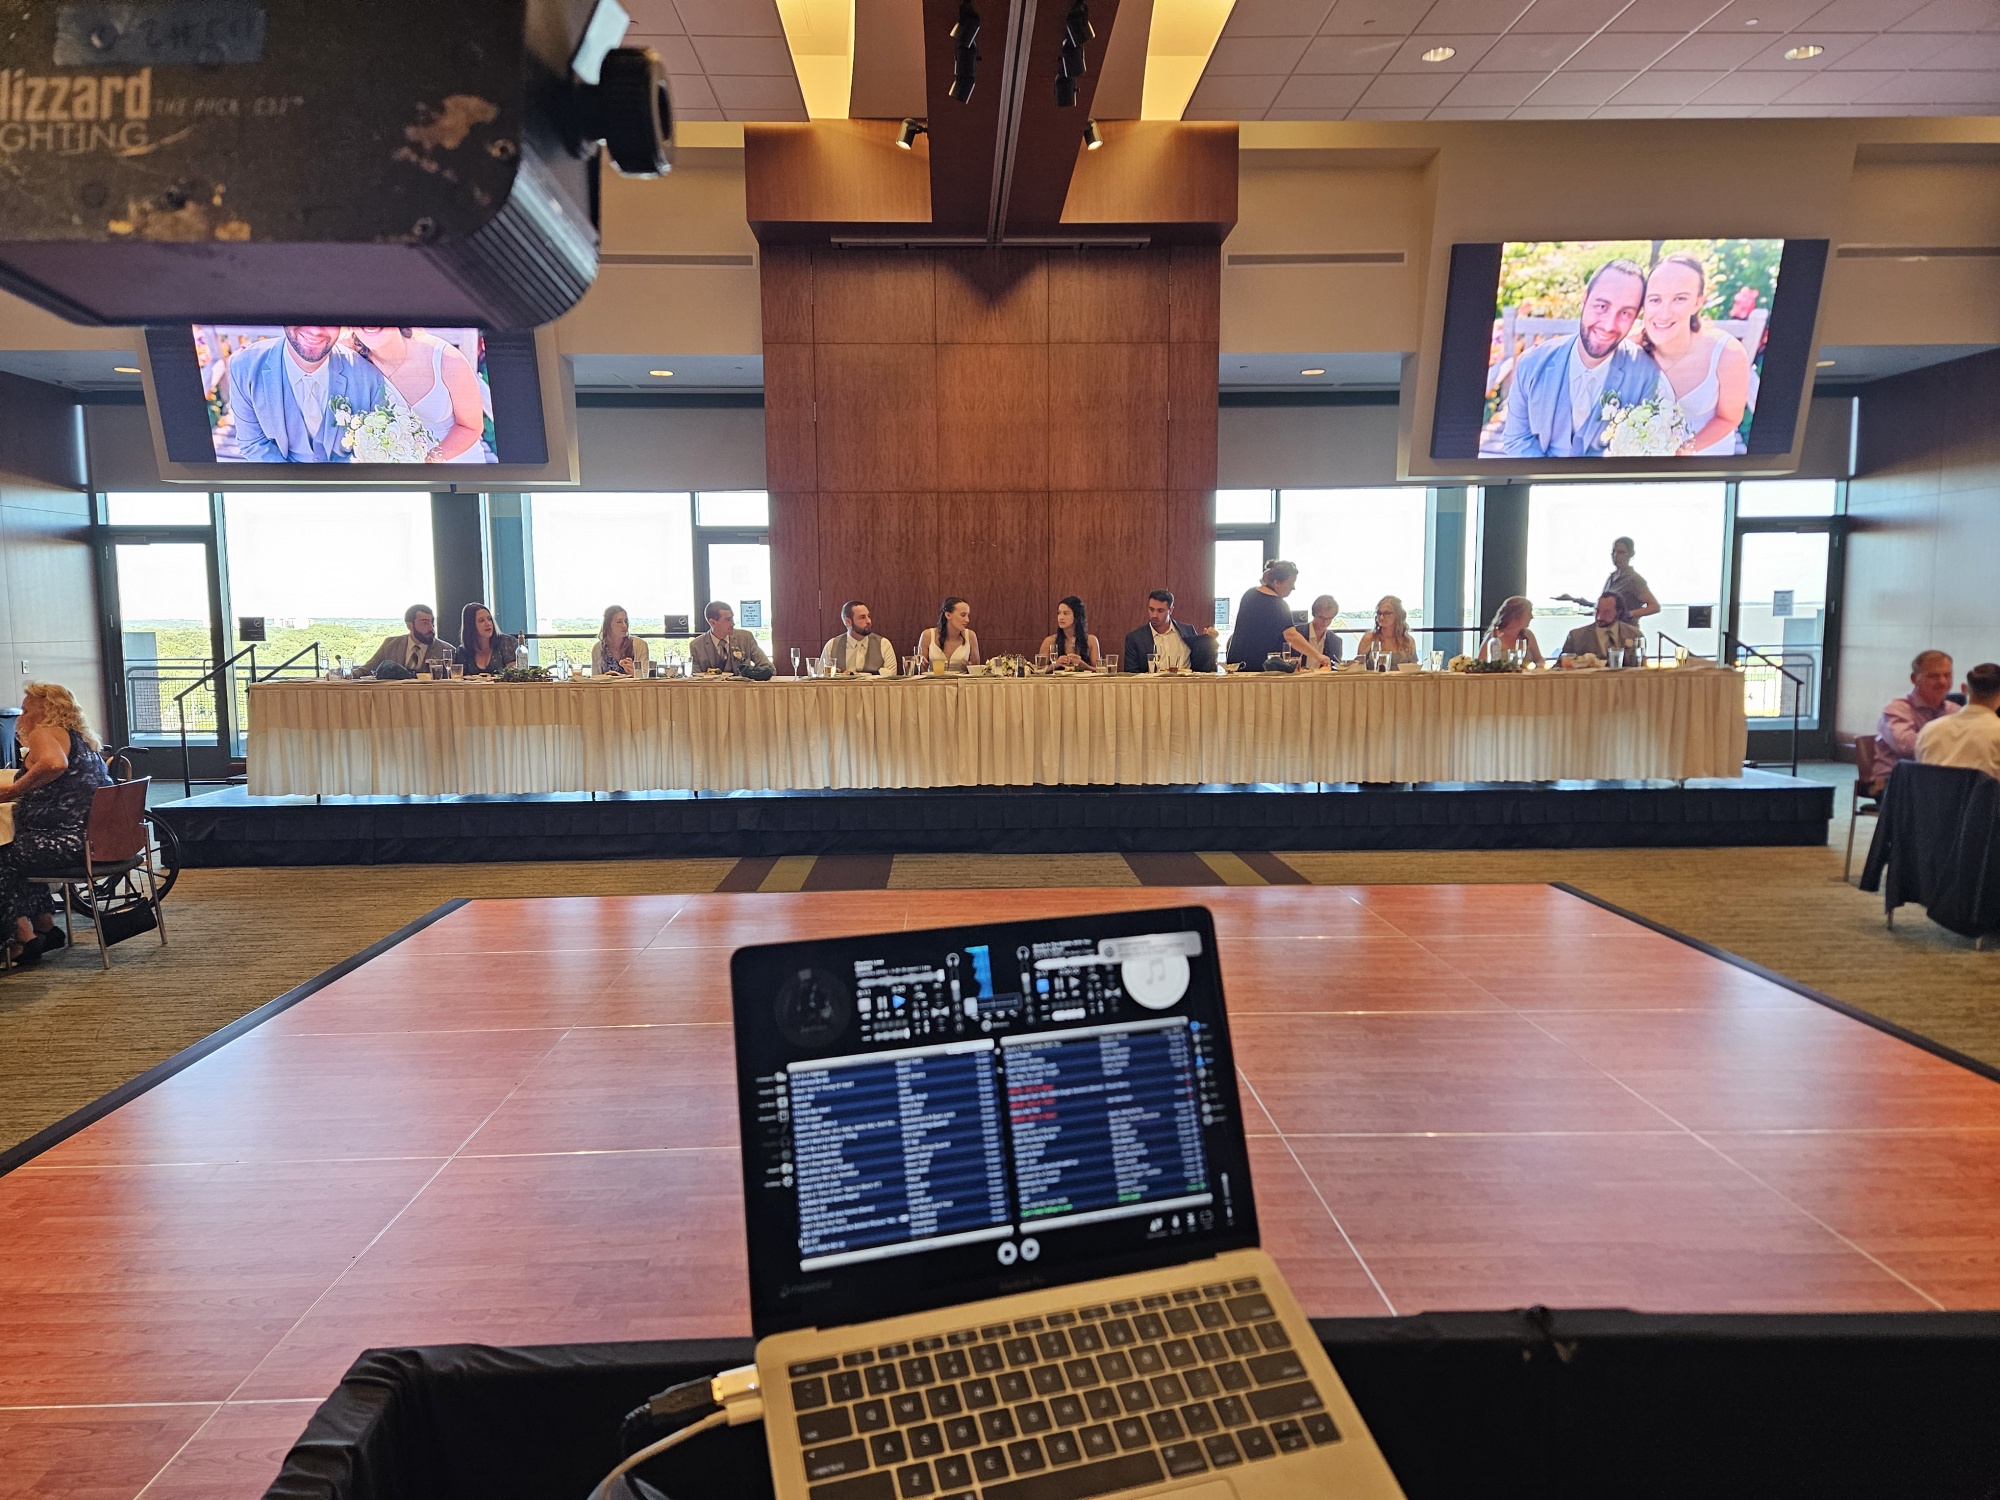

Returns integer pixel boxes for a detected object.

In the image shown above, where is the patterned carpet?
[3,764,1992,1157]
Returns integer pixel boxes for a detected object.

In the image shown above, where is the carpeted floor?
[4,764,1993,1157]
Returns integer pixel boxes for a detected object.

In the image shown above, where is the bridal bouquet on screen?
[330,397,435,463]
[1598,393,1692,457]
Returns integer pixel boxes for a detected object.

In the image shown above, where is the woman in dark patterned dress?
[0,683,112,965]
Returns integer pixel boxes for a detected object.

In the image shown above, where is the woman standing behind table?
[1356,596,1419,667]
[457,603,517,676]
[347,327,491,462]
[916,597,982,670]
[1225,560,1315,671]
[1302,594,1343,668]
[0,683,112,966]
[1479,595,1546,666]
[591,605,651,677]
[1039,596,1101,669]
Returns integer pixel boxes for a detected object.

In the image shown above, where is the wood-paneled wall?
[762,246,1218,664]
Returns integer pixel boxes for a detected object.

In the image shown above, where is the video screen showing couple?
[1477,239,1783,460]
[192,325,497,465]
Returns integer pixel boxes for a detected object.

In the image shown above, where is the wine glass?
[790,646,802,678]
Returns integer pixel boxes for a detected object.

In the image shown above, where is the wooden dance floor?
[6,884,2000,1498]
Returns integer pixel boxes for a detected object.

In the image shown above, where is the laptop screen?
[732,906,1260,1337]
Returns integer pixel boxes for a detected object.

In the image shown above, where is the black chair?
[23,777,170,969]
[1859,761,2000,946]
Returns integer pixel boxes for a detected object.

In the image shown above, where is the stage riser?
[155,780,1833,865]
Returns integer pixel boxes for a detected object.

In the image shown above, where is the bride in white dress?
[1636,253,1753,457]
[347,327,492,462]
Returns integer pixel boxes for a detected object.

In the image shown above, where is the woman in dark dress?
[457,602,517,676]
[0,682,112,965]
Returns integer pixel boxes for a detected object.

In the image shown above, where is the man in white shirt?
[227,325,389,463]
[1494,259,1673,459]
[820,600,898,676]
[1917,662,2000,781]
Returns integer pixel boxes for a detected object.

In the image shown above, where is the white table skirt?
[246,669,1750,796]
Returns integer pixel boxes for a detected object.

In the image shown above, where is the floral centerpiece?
[1446,654,1477,673]
[1599,393,1692,457]
[1465,657,1522,674]
[331,397,435,463]
[497,664,551,682]
[986,654,1028,677]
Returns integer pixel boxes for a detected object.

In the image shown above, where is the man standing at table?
[821,600,898,675]
[1123,590,1217,673]
[1558,593,1643,665]
[359,604,451,674]
[689,601,771,673]
[1876,649,1958,784]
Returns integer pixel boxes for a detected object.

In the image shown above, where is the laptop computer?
[731,904,1405,1500]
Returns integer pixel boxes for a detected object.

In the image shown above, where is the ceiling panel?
[628,0,807,123]
[1186,0,2000,118]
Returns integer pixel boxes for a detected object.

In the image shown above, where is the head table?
[244,667,1749,796]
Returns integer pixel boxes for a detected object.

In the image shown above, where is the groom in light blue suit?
[1496,259,1666,459]
[227,326,389,463]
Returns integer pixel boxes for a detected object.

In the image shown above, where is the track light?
[1083,119,1103,150]
[949,2,981,102]
[1056,1,1092,107]
[897,118,928,149]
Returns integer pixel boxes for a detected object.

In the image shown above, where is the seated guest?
[916,597,981,669]
[821,600,898,676]
[1303,594,1343,667]
[1917,662,2000,780]
[1039,596,1100,669]
[1877,649,1958,785]
[1558,592,1640,665]
[457,603,517,676]
[360,603,451,673]
[1123,589,1218,674]
[1357,595,1421,666]
[1225,560,1308,671]
[1480,596,1546,667]
[591,605,651,676]
[689,601,771,673]
[0,683,112,966]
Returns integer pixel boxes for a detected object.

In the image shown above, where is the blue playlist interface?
[786,1017,1212,1267]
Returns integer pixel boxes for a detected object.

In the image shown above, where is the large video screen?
[1429,238,1829,468]
[193,325,496,464]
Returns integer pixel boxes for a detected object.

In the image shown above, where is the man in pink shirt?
[1875,649,1958,787]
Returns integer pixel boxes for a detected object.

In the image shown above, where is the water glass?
[1106,657,1119,675]
[1147,652,1159,674]
[1429,649,1445,673]
[1037,652,1053,673]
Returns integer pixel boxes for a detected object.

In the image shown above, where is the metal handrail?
[1724,630,1806,776]
[258,640,323,680]
[174,644,258,797]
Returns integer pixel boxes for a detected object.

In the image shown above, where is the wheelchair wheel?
[68,814,180,916]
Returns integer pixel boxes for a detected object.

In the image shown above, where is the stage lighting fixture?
[950,3,981,102]
[1056,1,1093,107]
[897,118,929,149]
[1083,119,1104,149]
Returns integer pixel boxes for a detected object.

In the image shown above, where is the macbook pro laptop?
[731,905,1405,1500]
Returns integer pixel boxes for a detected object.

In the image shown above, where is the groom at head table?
[227,325,388,463]
[1495,259,1670,459]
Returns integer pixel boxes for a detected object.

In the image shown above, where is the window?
[695,490,770,528]
[1215,489,1274,526]
[1525,482,1725,657]
[1736,478,1838,517]
[222,492,436,667]
[1280,488,1429,633]
[529,492,696,649]
[105,492,211,526]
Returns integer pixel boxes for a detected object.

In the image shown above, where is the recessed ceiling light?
[113,365,139,373]
[1784,43,1823,59]
[1419,45,1456,62]
[649,369,674,377]
[1301,367,1327,376]
[1743,15,1758,23]
[1816,358,1835,367]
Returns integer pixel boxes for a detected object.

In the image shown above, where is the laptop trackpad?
[1170,1482,1240,1500]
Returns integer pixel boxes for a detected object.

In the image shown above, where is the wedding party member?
[689,601,770,673]
[1303,594,1343,667]
[1639,253,1752,457]
[229,325,389,464]
[348,327,490,462]
[1226,561,1309,670]
[1357,596,1420,666]
[1039,596,1100,669]
[458,603,517,676]
[1479,596,1546,666]
[1123,589,1217,674]
[1558,536,1660,622]
[1495,260,1670,459]
[916,597,981,669]
[821,600,898,675]
[360,604,451,673]
[1559,593,1641,664]
[591,605,650,676]
[0,683,112,966]
[1917,662,2000,781]
[1877,650,1959,782]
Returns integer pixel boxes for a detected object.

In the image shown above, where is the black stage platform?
[154,773,1831,866]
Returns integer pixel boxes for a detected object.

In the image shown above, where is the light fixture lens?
[1816,358,1835,367]
[896,117,927,149]
[113,365,139,374]
[1420,45,1456,62]
[1784,43,1823,59]
[649,369,674,378]
[1301,368,1327,376]
[1083,119,1103,150]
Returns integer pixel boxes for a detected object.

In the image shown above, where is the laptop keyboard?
[786,1277,1340,1500]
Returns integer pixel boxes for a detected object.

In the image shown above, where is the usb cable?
[590,1365,764,1500]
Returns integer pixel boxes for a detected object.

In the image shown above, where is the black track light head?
[950,1,981,102]
[896,117,928,149]
[1056,1,1092,106]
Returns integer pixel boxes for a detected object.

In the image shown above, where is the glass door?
[1729,521,1839,762]
[107,536,229,778]
[699,539,773,654]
